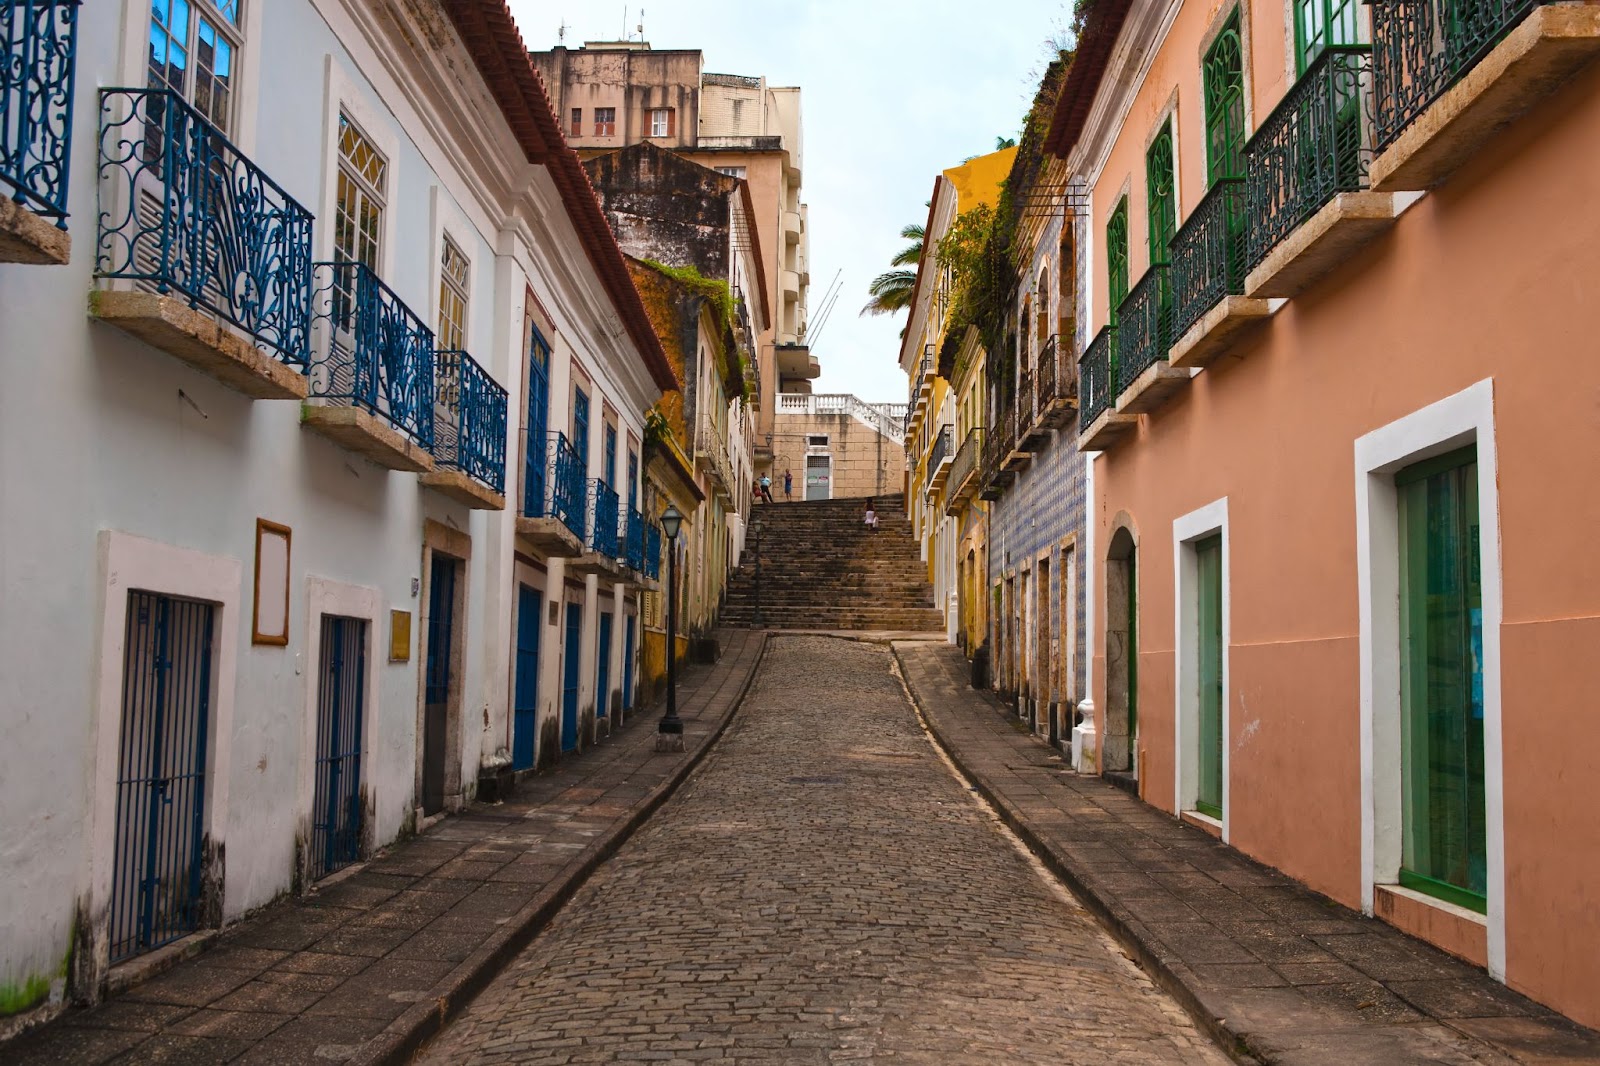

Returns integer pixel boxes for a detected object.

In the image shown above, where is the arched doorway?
[1104,525,1138,776]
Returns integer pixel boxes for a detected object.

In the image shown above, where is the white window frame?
[1355,378,1504,977]
[1173,496,1230,839]
[649,108,671,137]
[317,59,400,275]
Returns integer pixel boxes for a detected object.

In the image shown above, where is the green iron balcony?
[1369,0,1600,189]
[1114,265,1192,413]
[1244,46,1396,298]
[1077,325,1137,451]
[1168,179,1271,368]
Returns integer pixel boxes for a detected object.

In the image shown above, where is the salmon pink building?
[1052,0,1600,1027]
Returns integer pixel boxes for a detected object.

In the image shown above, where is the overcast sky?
[506,0,1070,405]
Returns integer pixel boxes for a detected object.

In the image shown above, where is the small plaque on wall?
[390,610,412,662]
[252,519,291,646]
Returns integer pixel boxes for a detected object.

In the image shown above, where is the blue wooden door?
[562,603,581,751]
[622,615,636,712]
[525,327,550,515]
[574,388,590,471]
[512,584,541,771]
[423,555,455,815]
[596,611,613,719]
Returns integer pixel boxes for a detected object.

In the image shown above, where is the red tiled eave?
[442,0,679,394]
[1044,0,1134,159]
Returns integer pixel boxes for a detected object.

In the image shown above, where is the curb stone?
[351,632,770,1066]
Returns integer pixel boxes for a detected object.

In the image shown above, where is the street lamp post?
[655,504,685,753]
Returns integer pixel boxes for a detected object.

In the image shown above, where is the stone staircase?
[720,495,944,632]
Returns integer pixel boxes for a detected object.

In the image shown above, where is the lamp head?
[660,504,683,541]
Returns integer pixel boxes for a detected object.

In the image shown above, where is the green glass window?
[1203,14,1246,186]
[1196,535,1223,818]
[1107,197,1129,323]
[1146,126,1176,266]
[1294,0,1361,73]
[1397,447,1486,914]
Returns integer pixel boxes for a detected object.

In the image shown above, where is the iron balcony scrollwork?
[1170,178,1248,341]
[0,0,78,222]
[947,427,983,502]
[1372,0,1549,149]
[1115,265,1173,396]
[310,261,434,447]
[625,507,646,572]
[1079,325,1118,432]
[524,430,586,543]
[1034,335,1058,415]
[925,424,953,490]
[586,478,620,558]
[433,349,507,493]
[1246,45,1374,272]
[645,523,662,580]
[1016,370,1033,435]
[98,88,314,365]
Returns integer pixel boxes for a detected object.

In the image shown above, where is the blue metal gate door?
[111,592,215,964]
[312,616,367,881]
[561,603,581,751]
[622,616,636,713]
[596,611,613,719]
[512,585,541,771]
[423,555,456,815]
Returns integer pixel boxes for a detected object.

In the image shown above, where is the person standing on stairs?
[863,502,879,533]
[783,469,792,501]
[759,474,774,504]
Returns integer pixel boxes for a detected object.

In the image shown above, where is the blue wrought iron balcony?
[422,349,507,508]
[307,260,436,469]
[586,479,621,559]
[521,430,586,550]
[624,508,646,573]
[1369,0,1600,189]
[92,87,314,397]
[645,524,662,581]
[1246,46,1372,267]
[0,0,78,264]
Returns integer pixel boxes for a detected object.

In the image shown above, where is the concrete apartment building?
[1055,0,1600,1027]
[530,42,815,481]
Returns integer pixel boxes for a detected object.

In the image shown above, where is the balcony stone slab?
[0,199,70,265]
[1077,409,1138,452]
[568,551,628,582]
[420,470,505,510]
[1116,362,1195,415]
[91,290,309,400]
[1244,192,1397,299]
[1038,393,1077,430]
[301,404,434,472]
[515,517,583,558]
[1169,296,1273,370]
[1371,4,1600,192]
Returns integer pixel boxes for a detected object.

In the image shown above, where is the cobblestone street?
[419,636,1229,1064]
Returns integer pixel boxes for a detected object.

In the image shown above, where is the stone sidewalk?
[4,630,766,1066]
[894,640,1600,1066]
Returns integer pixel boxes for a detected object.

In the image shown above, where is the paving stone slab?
[894,639,1600,1066]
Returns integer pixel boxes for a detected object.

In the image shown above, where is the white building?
[0,0,673,1015]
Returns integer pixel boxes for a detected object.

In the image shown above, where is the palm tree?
[861,223,925,316]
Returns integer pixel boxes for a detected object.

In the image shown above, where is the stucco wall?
[771,412,904,501]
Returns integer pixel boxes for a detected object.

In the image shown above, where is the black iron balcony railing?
[1372,0,1549,148]
[644,524,662,580]
[1034,335,1060,415]
[586,478,621,558]
[1079,325,1118,432]
[1,0,78,222]
[433,350,507,493]
[1246,45,1373,272]
[624,507,646,572]
[311,261,434,448]
[926,424,954,488]
[523,430,586,543]
[1115,265,1173,396]
[98,88,314,365]
[1170,178,1247,341]
[948,427,983,498]
[1016,370,1034,434]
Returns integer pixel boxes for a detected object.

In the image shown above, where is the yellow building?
[900,147,1015,643]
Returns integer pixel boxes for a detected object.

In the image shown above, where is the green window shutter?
[1107,197,1129,323]
[1203,14,1246,186]
[1196,535,1224,818]
[1397,445,1487,914]
[1146,127,1177,266]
